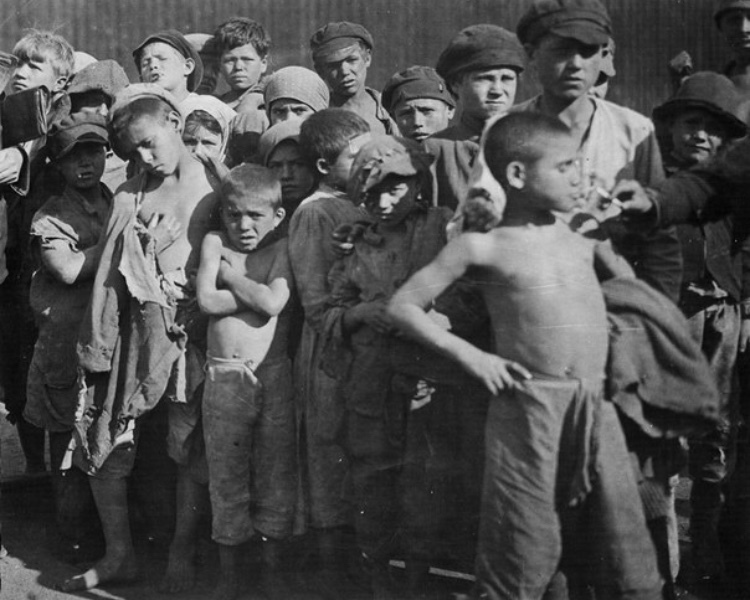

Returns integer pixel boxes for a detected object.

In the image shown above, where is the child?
[258,120,316,222]
[183,109,227,162]
[387,112,662,600]
[264,66,330,126]
[63,84,218,592]
[653,71,749,586]
[23,114,110,562]
[381,66,455,143]
[0,29,76,475]
[287,108,370,590]
[320,135,452,598]
[310,22,395,134]
[196,164,296,600]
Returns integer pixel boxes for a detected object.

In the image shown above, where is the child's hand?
[345,300,392,333]
[0,148,23,185]
[331,222,368,257]
[463,349,532,395]
[147,213,182,253]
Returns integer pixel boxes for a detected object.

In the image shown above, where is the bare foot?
[211,573,239,600]
[157,544,196,594]
[58,551,138,591]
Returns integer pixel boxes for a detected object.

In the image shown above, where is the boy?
[388,112,662,600]
[24,114,111,563]
[196,164,296,600]
[714,0,750,91]
[321,135,453,599]
[381,66,455,143]
[0,29,76,474]
[310,22,396,134]
[133,29,236,130]
[653,71,749,586]
[287,108,370,593]
[264,66,330,126]
[63,84,218,592]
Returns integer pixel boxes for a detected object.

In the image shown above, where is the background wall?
[0,0,729,116]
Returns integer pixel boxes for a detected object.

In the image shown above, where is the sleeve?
[30,209,80,250]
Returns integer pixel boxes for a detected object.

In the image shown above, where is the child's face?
[531,33,603,102]
[393,98,455,142]
[670,109,728,166]
[522,134,582,213]
[221,193,284,252]
[57,142,107,191]
[364,176,418,228]
[220,43,267,91]
[268,99,316,126]
[317,45,370,99]
[183,125,223,161]
[138,42,191,94]
[718,9,750,60]
[119,113,183,177]
[12,55,65,94]
[453,68,518,122]
[267,141,315,206]
[324,132,371,189]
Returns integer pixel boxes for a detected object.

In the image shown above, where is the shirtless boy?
[388,112,662,600]
[196,164,295,600]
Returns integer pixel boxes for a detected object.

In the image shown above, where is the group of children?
[1,1,750,600]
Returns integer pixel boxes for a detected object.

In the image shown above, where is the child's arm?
[218,245,291,318]
[40,239,104,285]
[388,234,531,394]
[196,232,242,316]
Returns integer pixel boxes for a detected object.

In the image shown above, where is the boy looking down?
[388,112,662,600]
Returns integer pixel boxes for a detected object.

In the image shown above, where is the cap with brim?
[48,113,109,160]
[264,67,330,113]
[110,83,183,120]
[258,120,302,166]
[310,21,373,63]
[132,29,205,93]
[714,0,750,27]
[74,51,97,74]
[436,25,525,84]
[347,135,434,204]
[68,59,130,104]
[382,66,456,113]
[653,71,748,139]
[516,0,612,47]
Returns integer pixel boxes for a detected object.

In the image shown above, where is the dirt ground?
[0,406,739,600]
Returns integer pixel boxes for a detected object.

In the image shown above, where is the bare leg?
[211,543,241,600]
[58,477,138,591]
[158,466,208,593]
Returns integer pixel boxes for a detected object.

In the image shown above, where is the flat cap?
[653,71,747,139]
[516,0,612,46]
[133,29,205,93]
[714,0,750,26]
[68,60,130,103]
[264,66,330,113]
[258,120,302,166]
[382,66,456,113]
[110,83,183,121]
[436,25,525,83]
[310,21,374,62]
[48,113,109,160]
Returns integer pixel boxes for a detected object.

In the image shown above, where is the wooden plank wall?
[0,0,729,116]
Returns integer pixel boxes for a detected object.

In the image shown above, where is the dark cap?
[516,0,612,47]
[436,25,525,84]
[714,0,750,27]
[48,113,109,160]
[132,29,205,92]
[68,59,130,104]
[382,66,456,113]
[653,71,748,139]
[310,21,373,62]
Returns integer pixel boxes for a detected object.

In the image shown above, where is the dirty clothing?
[475,377,662,600]
[203,354,296,545]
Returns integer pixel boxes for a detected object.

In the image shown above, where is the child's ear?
[52,74,69,94]
[183,57,196,78]
[315,158,331,176]
[273,206,286,227]
[166,111,183,133]
[506,161,526,190]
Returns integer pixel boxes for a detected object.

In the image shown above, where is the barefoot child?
[388,112,662,600]
[65,84,218,591]
[196,164,296,600]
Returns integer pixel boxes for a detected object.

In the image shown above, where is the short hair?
[13,29,75,79]
[109,97,177,155]
[213,17,271,58]
[484,112,570,186]
[184,109,223,140]
[221,164,282,211]
[299,108,370,164]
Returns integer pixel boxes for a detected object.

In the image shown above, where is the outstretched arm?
[196,233,241,316]
[388,234,531,394]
